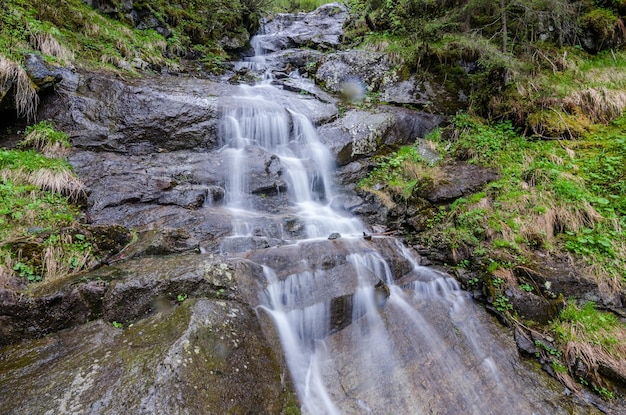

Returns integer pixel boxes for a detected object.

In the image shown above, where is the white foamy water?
[210,25,568,415]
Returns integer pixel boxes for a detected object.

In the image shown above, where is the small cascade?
[211,10,569,415]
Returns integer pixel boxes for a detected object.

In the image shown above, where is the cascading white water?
[214,23,564,415]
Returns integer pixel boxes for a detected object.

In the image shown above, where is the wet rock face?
[256,3,349,53]
[0,299,293,415]
[39,75,224,154]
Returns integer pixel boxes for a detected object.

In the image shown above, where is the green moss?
[527,109,591,139]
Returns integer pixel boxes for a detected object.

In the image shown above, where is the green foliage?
[177,293,188,302]
[579,8,620,45]
[493,294,513,312]
[112,321,124,329]
[0,0,262,74]
[13,261,41,282]
[359,143,435,200]
[0,123,93,288]
[271,0,333,12]
[519,283,534,292]
[594,386,615,400]
[0,149,71,172]
[555,302,620,347]
[23,121,71,147]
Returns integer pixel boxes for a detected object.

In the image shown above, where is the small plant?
[467,277,479,286]
[112,321,123,329]
[493,295,513,312]
[534,340,562,357]
[492,276,504,287]
[519,283,534,292]
[594,386,615,400]
[457,259,470,268]
[13,261,41,282]
[216,288,225,298]
[177,293,188,302]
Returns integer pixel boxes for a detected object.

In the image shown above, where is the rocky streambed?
[0,3,617,414]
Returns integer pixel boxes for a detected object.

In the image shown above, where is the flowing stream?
[213,23,561,415]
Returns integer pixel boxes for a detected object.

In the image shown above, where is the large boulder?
[416,161,500,204]
[0,253,263,346]
[318,106,444,165]
[0,299,295,415]
[315,49,467,113]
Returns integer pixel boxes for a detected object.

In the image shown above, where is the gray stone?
[255,3,348,53]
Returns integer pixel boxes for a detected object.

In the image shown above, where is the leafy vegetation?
[360,109,626,398]
[271,0,334,12]
[550,301,626,397]
[0,121,96,290]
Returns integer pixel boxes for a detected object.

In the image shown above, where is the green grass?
[271,0,335,12]
[0,122,94,289]
[360,111,626,399]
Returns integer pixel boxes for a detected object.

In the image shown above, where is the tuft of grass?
[551,301,626,397]
[0,122,93,289]
[360,143,443,203]
[19,120,71,158]
[0,55,38,121]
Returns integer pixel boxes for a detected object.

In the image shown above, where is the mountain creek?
[0,3,622,414]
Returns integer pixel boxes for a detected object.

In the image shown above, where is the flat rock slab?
[0,299,294,415]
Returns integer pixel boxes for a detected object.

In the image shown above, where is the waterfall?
[213,15,561,415]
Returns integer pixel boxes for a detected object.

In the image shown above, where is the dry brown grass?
[30,168,85,202]
[0,259,16,290]
[29,32,74,64]
[21,128,70,158]
[116,39,133,59]
[567,88,626,124]
[562,324,626,388]
[0,55,39,121]
[41,234,92,282]
[1,168,85,203]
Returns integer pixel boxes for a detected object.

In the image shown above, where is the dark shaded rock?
[23,54,65,91]
[514,257,623,308]
[508,288,562,324]
[156,185,208,208]
[328,232,341,240]
[515,327,541,357]
[0,285,102,346]
[89,224,133,256]
[114,228,199,260]
[418,162,499,203]
[0,254,263,346]
[70,150,225,211]
[39,75,222,153]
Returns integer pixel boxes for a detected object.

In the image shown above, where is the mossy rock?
[527,109,591,139]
